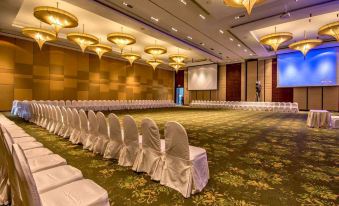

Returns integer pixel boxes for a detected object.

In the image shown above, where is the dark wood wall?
[226,63,242,101]
[272,59,294,102]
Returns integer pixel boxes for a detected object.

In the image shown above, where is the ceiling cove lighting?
[107,29,136,53]
[223,0,266,15]
[171,27,178,32]
[87,44,111,59]
[33,3,78,34]
[151,16,159,22]
[147,59,163,70]
[169,62,185,73]
[179,0,187,5]
[144,41,167,59]
[67,25,99,52]
[122,52,141,65]
[318,21,339,41]
[260,27,293,52]
[187,36,193,40]
[199,14,206,20]
[22,27,57,49]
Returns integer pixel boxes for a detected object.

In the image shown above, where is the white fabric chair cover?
[160,121,209,198]
[83,110,99,150]
[53,106,63,134]
[93,112,109,155]
[132,118,164,181]
[118,115,139,167]
[103,114,123,159]
[63,108,74,138]
[0,128,10,205]
[58,107,68,136]
[78,109,89,145]
[69,109,81,144]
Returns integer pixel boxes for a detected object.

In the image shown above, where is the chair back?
[108,113,122,143]
[164,121,189,160]
[97,112,109,137]
[79,109,89,132]
[66,108,74,127]
[122,115,139,146]
[141,118,160,151]
[88,110,99,134]
[72,109,81,130]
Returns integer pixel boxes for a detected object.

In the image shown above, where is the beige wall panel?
[33,65,49,77]
[14,89,32,101]
[258,60,265,102]
[0,70,14,85]
[64,50,78,77]
[293,88,307,110]
[15,39,33,64]
[211,91,218,101]
[241,62,246,101]
[308,87,322,110]
[49,47,64,66]
[0,85,13,111]
[77,91,88,100]
[247,61,257,101]
[0,36,15,69]
[203,91,210,100]
[264,59,272,102]
[197,91,203,100]
[33,45,49,66]
[219,65,226,101]
[323,87,339,111]
[33,80,49,100]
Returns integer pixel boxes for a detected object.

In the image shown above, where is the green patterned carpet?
[5,108,339,206]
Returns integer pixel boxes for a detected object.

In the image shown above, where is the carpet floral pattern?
[5,108,339,206]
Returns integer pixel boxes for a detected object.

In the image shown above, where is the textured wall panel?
[246,61,257,102]
[323,87,339,111]
[308,87,322,110]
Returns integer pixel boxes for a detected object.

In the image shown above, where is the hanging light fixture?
[122,52,141,65]
[33,3,78,34]
[144,41,167,59]
[67,25,98,52]
[87,44,111,59]
[169,48,187,63]
[289,14,322,56]
[22,27,57,49]
[318,21,339,41]
[147,59,163,70]
[223,0,266,15]
[260,27,293,52]
[169,62,185,73]
[107,28,136,53]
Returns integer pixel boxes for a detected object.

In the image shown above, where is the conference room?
[0,0,338,205]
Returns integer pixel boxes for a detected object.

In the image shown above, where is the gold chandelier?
[169,62,185,73]
[147,59,163,70]
[87,44,111,59]
[22,27,57,49]
[318,21,339,41]
[169,53,187,63]
[34,4,78,34]
[144,45,167,59]
[224,0,265,15]
[122,52,141,65]
[67,25,98,52]
[289,39,322,56]
[260,28,293,52]
[107,32,136,53]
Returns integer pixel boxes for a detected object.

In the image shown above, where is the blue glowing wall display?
[277,47,338,87]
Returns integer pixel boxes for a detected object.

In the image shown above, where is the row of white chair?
[190,100,299,113]
[11,100,176,119]
[25,103,209,198]
[0,114,109,206]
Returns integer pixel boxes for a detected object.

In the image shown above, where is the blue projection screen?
[277,47,338,87]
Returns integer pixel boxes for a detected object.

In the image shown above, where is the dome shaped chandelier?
[107,27,136,53]
[67,24,99,52]
[22,23,57,49]
[223,0,266,15]
[122,48,141,65]
[33,2,78,34]
[289,14,322,56]
[87,42,111,59]
[169,48,187,63]
[144,40,167,59]
[259,27,293,52]
[147,59,163,70]
[318,21,339,41]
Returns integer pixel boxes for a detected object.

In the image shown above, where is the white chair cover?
[118,115,139,167]
[58,107,68,136]
[160,121,209,198]
[78,109,89,145]
[63,108,74,138]
[70,109,81,144]
[132,118,164,181]
[93,112,109,155]
[103,114,123,159]
[83,110,99,150]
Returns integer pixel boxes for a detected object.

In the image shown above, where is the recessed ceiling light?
[187,36,193,40]
[250,53,253,56]
[200,42,205,46]
[171,27,178,32]
[123,2,133,8]
[199,14,206,20]
[229,37,234,41]
[151,16,159,22]
[237,44,241,47]
[244,49,247,52]
[219,29,224,34]
[179,0,187,5]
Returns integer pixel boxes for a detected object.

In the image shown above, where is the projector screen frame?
[277,46,339,88]
[187,63,218,91]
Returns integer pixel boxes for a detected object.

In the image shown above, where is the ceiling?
[0,0,338,66]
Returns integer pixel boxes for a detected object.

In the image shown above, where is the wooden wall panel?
[218,65,226,101]
[0,35,174,111]
[246,61,257,101]
[226,63,241,101]
[323,87,339,111]
[258,60,265,102]
[308,87,322,110]
[241,62,246,101]
[293,88,307,110]
[264,59,272,102]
